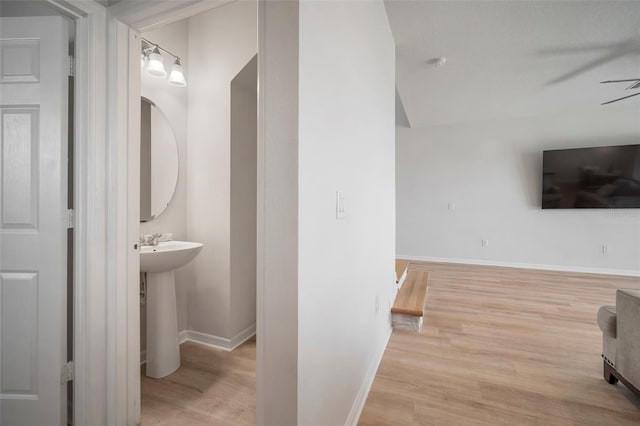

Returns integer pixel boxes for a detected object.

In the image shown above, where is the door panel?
[0,16,68,426]
[0,272,38,396]
[2,108,39,229]
[0,38,40,83]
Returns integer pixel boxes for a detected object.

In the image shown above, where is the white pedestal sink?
[140,241,203,378]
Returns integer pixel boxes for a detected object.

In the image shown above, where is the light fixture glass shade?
[145,49,167,78]
[168,59,187,87]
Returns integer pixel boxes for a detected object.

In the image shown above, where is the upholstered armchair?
[597,289,640,397]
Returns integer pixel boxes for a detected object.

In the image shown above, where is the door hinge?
[68,56,75,77]
[66,209,75,229]
[61,361,74,384]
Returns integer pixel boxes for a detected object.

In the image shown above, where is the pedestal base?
[146,270,180,378]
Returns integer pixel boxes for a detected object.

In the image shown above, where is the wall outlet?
[448,202,455,210]
[336,190,346,219]
[375,295,380,313]
[482,239,489,248]
[602,244,609,254]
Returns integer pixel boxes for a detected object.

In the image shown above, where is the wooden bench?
[391,260,428,332]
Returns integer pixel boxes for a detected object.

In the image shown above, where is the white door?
[0,16,69,426]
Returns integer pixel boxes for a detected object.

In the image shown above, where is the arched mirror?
[140,97,179,222]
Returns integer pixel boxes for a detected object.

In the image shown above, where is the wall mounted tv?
[542,144,640,209]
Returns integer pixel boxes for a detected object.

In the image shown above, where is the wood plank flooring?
[360,261,640,426]
[141,338,256,425]
[141,262,640,425]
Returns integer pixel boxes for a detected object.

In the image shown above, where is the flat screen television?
[542,144,640,209]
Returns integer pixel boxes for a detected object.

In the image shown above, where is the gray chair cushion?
[597,305,616,338]
[616,290,640,390]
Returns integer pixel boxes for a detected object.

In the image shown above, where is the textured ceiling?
[385,0,640,128]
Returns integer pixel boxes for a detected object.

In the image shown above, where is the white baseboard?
[178,324,256,352]
[397,254,640,278]
[178,329,189,344]
[142,326,256,365]
[344,326,392,426]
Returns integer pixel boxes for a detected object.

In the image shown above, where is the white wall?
[186,0,257,339]
[256,1,300,423]
[230,56,257,337]
[397,107,640,274]
[297,1,396,424]
[140,21,189,334]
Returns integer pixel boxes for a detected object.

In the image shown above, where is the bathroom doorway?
[108,0,303,422]
[122,1,259,423]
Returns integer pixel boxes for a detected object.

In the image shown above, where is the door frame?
[106,0,299,424]
[107,1,242,425]
[42,1,109,424]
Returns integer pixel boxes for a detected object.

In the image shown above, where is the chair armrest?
[616,289,640,389]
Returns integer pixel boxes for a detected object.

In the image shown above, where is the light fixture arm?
[141,38,182,63]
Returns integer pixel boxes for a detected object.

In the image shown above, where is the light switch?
[336,190,346,219]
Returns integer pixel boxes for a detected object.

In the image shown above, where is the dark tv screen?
[542,144,640,209]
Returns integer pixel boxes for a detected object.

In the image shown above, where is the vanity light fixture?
[141,38,186,87]
[168,58,187,87]
[145,46,167,78]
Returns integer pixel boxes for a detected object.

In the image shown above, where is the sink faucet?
[140,233,162,247]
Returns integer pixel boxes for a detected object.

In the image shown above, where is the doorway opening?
[131,2,258,423]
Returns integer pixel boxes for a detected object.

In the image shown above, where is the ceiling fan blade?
[538,39,638,56]
[601,92,640,105]
[548,48,634,85]
[627,81,640,90]
[600,79,640,84]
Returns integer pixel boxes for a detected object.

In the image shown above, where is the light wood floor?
[141,262,640,425]
[141,338,256,425]
[360,261,640,426]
